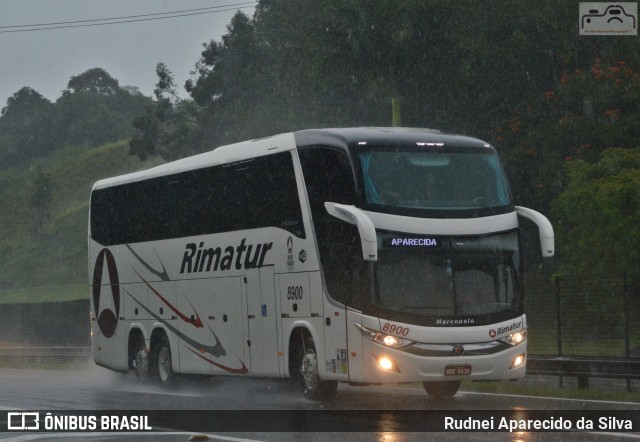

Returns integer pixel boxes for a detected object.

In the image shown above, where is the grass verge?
[0,284,86,304]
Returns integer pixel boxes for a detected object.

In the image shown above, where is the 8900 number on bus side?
[287,286,303,300]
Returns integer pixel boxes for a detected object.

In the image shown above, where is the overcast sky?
[0,0,256,107]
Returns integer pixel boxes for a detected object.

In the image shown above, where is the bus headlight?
[500,329,527,345]
[355,323,414,349]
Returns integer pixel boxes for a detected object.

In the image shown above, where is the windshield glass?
[357,148,512,217]
[371,231,521,323]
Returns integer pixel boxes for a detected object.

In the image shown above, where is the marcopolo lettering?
[435,318,476,326]
[180,238,273,274]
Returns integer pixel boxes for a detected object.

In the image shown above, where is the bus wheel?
[298,339,337,401]
[130,339,149,381]
[422,380,460,398]
[154,335,175,385]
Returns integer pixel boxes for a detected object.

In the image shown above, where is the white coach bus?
[89,127,554,400]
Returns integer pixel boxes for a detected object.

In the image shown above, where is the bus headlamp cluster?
[355,323,414,349]
[500,329,527,345]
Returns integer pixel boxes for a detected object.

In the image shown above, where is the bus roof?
[92,127,492,191]
[294,127,492,150]
[92,132,297,190]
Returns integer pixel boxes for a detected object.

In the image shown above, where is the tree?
[0,87,53,164]
[550,148,640,333]
[66,67,120,95]
[495,59,640,214]
[56,68,152,148]
[133,0,640,165]
[186,11,280,145]
[130,63,200,161]
[31,167,54,240]
[552,148,640,280]
[0,68,153,166]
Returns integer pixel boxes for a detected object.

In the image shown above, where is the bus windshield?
[372,231,521,320]
[357,148,512,217]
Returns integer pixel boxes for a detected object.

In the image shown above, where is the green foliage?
[552,148,640,280]
[0,68,153,167]
[0,284,87,305]
[1,1,638,305]
[0,140,162,297]
[134,0,640,163]
[496,59,640,220]
[31,167,54,240]
[0,87,54,163]
[126,0,640,289]
[67,67,120,95]
[130,64,200,161]
[0,68,162,293]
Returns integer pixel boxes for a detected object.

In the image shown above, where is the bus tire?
[153,335,175,385]
[298,338,337,401]
[422,380,460,398]
[130,338,149,381]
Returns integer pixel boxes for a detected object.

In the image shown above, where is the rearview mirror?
[324,202,377,261]
[516,206,555,258]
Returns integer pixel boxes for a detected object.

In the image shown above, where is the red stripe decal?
[135,271,203,328]
[187,347,249,374]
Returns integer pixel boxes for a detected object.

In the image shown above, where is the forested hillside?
[132,0,640,284]
[0,1,639,301]
[0,69,161,302]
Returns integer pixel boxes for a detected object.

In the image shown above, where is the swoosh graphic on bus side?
[126,244,170,281]
[134,270,204,328]
[125,290,226,357]
[187,348,248,375]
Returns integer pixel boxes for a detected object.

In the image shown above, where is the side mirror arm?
[516,206,555,258]
[324,202,377,261]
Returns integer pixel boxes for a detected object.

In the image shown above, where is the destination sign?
[386,237,439,248]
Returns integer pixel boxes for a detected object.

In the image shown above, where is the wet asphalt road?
[0,363,638,441]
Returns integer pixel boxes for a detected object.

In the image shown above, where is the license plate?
[445,365,472,376]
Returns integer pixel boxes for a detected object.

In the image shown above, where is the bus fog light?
[376,356,400,373]
[511,354,525,369]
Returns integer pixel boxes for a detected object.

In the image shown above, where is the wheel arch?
[149,325,169,351]
[126,326,147,369]
[287,320,323,379]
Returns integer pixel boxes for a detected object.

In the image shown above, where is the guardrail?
[527,355,640,391]
[0,346,92,363]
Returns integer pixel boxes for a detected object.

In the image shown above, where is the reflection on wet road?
[0,364,638,441]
